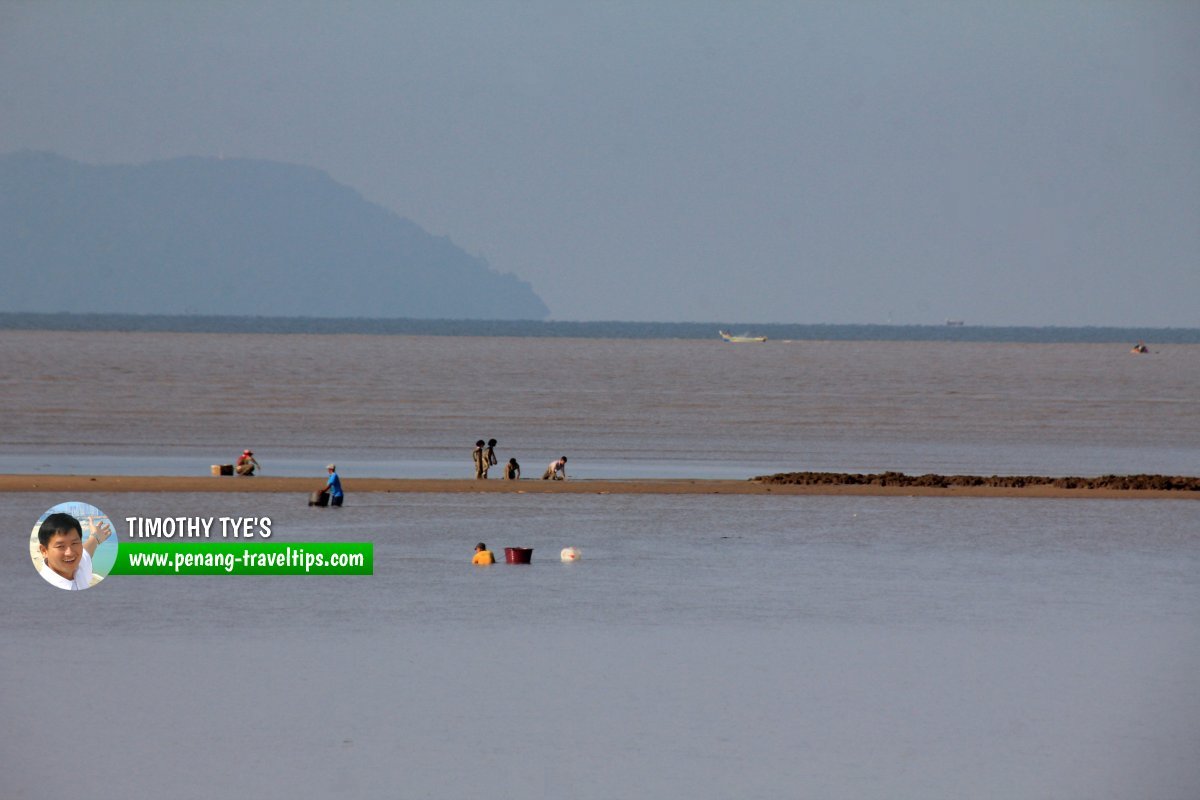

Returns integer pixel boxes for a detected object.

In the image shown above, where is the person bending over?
[542,456,568,480]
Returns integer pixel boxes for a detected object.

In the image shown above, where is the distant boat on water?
[719,329,768,343]
[945,319,965,327]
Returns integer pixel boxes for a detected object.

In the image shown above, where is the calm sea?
[2,328,1198,799]
[3,311,1199,343]
[2,330,1198,478]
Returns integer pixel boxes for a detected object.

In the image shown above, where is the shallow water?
[2,332,1198,477]
[3,491,1198,799]
[4,331,1199,798]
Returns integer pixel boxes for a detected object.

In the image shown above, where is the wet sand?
[1,474,1196,499]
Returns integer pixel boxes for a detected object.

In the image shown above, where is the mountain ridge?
[0,151,549,319]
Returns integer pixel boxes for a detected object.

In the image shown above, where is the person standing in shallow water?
[320,464,344,507]
[472,542,495,565]
[472,440,486,479]
[484,439,498,478]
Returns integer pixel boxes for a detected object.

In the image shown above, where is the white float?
[560,547,581,562]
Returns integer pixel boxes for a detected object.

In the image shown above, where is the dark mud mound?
[753,471,1200,491]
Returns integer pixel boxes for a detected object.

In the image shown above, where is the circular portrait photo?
[30,501,118,591]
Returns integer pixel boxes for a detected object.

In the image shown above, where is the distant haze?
[0,152,548,319]
[1,2,1197,325]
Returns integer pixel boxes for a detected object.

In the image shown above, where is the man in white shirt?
[37,512,112,590]
[542,456,568,480]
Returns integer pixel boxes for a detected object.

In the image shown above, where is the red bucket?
[504,547,533,564]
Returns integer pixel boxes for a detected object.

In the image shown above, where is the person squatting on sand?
[236,449,260,476]
[503,458,520,479]
[37,512,112,590]
[472,542,496,565]
[543,456,568,480]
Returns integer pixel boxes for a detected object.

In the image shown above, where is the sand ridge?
[1,474,1197,499]
[755,470,1200,492]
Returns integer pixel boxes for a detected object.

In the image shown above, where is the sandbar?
[0,474,1196,500]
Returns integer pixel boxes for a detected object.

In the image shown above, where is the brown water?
[3,489,1199,799]
[2,330,1197,477]
[3,330,1200,799]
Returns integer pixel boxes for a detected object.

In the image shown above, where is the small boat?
[719,330,767,343]
[945,319,965,327]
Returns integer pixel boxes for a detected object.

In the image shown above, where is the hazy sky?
[2,1,1197,325]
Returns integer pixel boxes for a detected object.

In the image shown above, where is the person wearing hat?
[235,449,260,476]
[319,464,344,507]
[472,542,496,565]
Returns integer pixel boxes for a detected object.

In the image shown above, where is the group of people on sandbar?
[233,447,344,507]
[229,440,565,500]
[471,438,567,480]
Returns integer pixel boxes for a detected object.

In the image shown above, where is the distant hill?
[0,151,549,319]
